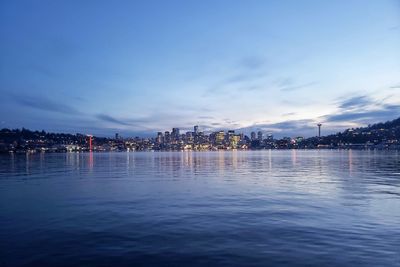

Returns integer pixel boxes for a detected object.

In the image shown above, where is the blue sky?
[0,0,399,137]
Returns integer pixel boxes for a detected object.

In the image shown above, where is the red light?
[87,135,93,151]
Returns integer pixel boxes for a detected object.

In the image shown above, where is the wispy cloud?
[237,119,316,137]
[338,95,373,110]
[282,112,296,116]
[238,56,266,70]
[275,77,317,92]
[323,94,400,124]
[224,72,266,84]
[11,94,81,115]
[280,82,317,92]
[198,116,215,120]
[96,114,131,126]
[203,56,268,96]
[324,105,400,123]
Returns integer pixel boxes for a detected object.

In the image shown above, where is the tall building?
[215,131,225,145]
[115,133,119,140]
[227,130,235,142]
[257,131,263,141]
[251,131,256,141]
[229,134,241,148]
[172,128,180,141]
[156,132,163,144]
[318,123,322,137]
[164,131,170,143]
[209,132,216,144]
[185,131,193,144]
[194,125,199,134]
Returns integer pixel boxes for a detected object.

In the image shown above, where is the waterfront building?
[215,131,225,145]
[172,128,180,141]
[257,131,263,141]
[251,132,256,141]
[229,134,241,148]
[156,132,163,144]
[164,131,170,144]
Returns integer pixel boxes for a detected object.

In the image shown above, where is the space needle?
[317,123,322,138]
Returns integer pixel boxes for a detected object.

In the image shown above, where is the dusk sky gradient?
[1,0,399,137]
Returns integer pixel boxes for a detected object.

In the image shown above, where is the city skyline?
[2,115,399,153]
[1,0,399,138]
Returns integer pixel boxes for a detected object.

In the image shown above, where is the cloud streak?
[238,56,266,70]
[324,105,400,123]
[338,95,373,110]
[11,94,81,115]
[96,114,132,126]
[203,56,268,96]
[270,78,318,92]
[279,81,318,92]
[237,119,317,137]
[323,95,400,124]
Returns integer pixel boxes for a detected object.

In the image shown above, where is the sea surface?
[0,150,399,267]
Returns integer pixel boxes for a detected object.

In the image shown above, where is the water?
[0,150,399,267]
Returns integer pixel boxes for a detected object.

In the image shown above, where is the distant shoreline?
[2,147,399,155]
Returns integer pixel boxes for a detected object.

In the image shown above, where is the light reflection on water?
[0,150,399,267]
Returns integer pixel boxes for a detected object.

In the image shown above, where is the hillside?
[318,117,400,146]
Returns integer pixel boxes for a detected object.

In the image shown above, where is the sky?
[0,0,399,138]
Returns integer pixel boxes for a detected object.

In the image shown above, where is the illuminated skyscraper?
[227,130,235,142]
[87,135,93,151]
[229,134,240,148]
[156,132,163,144]
[215,131,225,145]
